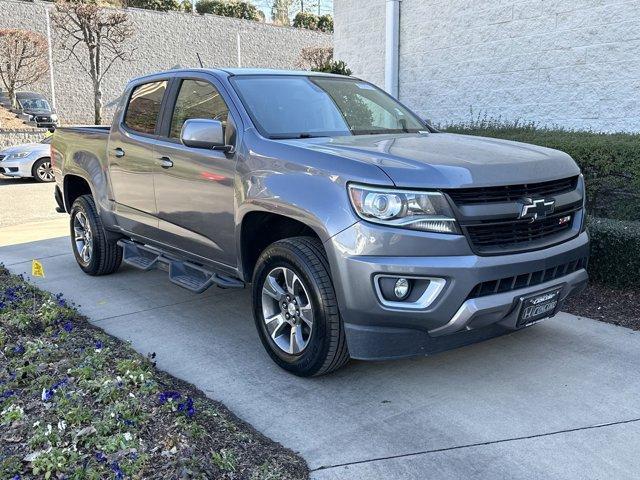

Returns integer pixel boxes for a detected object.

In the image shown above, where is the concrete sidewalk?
[2,236,640,479]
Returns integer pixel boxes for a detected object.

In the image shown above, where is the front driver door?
[152,76,238,269]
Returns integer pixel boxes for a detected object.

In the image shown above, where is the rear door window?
[123,81,167,135]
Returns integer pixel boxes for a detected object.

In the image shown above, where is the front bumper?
[0,158,34,177]
[325,223,589,360]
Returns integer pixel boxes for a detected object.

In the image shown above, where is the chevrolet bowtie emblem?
[519,198,555,222]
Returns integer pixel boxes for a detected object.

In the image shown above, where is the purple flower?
[95,340,103,350]
[63,321,73,333]
[1,390,15,399]
[55,293,67,307]
[13,344,25,354]
[42,378,68,402]
[95,451,107,463]
[158,391,182,404]
[111,461,124,479]
[177,397,196,418]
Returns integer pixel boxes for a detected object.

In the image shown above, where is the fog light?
[394,278,410,299]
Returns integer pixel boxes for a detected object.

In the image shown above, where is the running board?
[118,240,244,293]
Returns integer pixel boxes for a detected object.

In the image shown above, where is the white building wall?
[335,0,640,132]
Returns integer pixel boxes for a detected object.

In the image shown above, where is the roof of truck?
[130,68,352,84]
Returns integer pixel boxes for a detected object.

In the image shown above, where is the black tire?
[252,236,349,377]
[31,158,54,183]
[70,195,122,276]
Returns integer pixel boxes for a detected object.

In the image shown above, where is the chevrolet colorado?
[52,68,589,376]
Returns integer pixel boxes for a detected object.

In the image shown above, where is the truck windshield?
[231,75,426,139]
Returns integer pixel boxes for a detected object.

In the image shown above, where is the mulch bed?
[563,282,640,330]
[0,265,309,479]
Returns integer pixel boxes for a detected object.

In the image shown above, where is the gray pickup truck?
[52,68,589,376]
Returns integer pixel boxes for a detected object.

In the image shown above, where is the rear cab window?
[123,81,168,135]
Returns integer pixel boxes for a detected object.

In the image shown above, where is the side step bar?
[118,240,244,293]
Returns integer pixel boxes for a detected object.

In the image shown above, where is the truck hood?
[285,133,580,189]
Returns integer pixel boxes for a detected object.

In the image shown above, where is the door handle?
[157,157,174,169]
[113,147,125,158]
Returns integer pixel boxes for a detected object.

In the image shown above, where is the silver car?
[0,136,54,182]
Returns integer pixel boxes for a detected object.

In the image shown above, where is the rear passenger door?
[152,74,239,269]
[108,79,169,238]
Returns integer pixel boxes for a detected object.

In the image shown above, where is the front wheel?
[70,195,122,276]
[32,158,54,183]
[252,237,349,377]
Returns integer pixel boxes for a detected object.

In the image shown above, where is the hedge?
[587,216,640,288]
[443,121,640,222]
[195,0,262,20]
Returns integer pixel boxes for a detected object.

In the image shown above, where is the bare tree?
[51,0,134,124]
[297,46,332,70]
[0,29,49,109]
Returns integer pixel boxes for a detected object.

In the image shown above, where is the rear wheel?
[70,195,122,276]
[32,158,54,183]
[252,237,349,376]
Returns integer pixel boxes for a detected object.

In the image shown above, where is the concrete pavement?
[2,236,640,479]
[0,177,67,246]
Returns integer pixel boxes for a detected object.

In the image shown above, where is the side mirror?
[180,119,233,153]
[423,118,433,126]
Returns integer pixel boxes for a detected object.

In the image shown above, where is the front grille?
[36,115,51,123]
[465,205,578,251]
[447,176,579,205]
[467,256,588,299]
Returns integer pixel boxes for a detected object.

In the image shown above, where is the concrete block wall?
[334,0,640,132]
[0,0,331,125]
[0,130,48,150]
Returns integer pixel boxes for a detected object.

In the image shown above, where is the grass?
[0,265,309,480]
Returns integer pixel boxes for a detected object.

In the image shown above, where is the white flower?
[45,424,52,436]
[57,420,67,431]
[123,432,133,441]
[1,404,24,415]
[33,420,41,428]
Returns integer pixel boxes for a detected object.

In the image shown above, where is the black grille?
[36,116,51,123]
[468,257,588,299]
[447,176,579,205]
[465,206,578,251]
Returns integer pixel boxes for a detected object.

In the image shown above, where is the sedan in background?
[0,136,54,182]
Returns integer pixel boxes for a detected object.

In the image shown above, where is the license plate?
[517,288,562,326]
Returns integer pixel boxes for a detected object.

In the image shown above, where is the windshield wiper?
[269,133,330,139]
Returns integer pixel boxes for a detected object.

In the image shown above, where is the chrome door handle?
[157,157,173,169]
[114,147,125,158]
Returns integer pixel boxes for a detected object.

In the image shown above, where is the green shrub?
[587,216,640,288]
[313,59,351,76]
[196,0,261,20]
[293,11,318,30]
[317,14,333,33]
[292,12,333,32]
[127,0,180,11]
[443,119,640,222]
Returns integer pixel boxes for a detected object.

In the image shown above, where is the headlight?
[7,151,31,160]
[50,114,58,121]
[348,184,460,234]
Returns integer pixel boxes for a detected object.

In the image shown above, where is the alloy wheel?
[73,211,93,263]
[261,267,314,355]
[36,161,54,182]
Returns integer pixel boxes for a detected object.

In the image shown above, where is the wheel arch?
[238,210,325,283]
